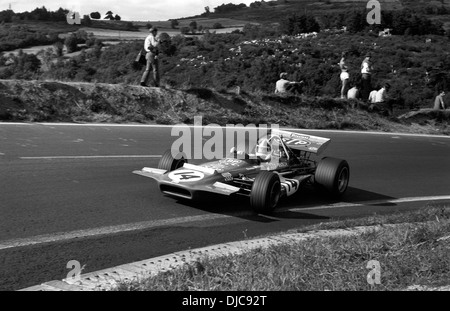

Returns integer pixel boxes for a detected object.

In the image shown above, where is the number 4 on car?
[133,129,350,214]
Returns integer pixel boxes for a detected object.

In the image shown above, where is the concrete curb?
[19,225,383,291]
[19,222,449,291]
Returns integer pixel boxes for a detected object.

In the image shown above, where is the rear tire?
[158,150,187,172]
[250,171,281,214]
[315,157,350,197]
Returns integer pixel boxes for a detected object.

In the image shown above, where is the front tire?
[250,171,281,214]
[158,150,187,172]
[315,157,350,197]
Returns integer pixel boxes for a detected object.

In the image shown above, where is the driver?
[255,138,272,162]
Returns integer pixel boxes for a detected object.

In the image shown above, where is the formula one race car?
[133,129,349,214]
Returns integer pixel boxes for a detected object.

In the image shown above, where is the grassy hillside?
[1,79,449,135]
[182,0,449,24]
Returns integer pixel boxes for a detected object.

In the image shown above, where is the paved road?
[1,123,449,290]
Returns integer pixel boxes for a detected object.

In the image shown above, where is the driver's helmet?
[255,138,271,161]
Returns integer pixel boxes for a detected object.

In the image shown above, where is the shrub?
[64,35,78,53]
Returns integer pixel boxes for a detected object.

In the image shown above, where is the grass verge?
[113,206,450,291]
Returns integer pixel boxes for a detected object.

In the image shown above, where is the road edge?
[20,222,446,291]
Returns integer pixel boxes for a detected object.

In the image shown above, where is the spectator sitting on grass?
[368,89,378,103]
[347,78,363,100]
[375,83,390,103]
[347,85,360,99]
[370,83,394,115]
[433,91,446,110]
[275,72,303,94]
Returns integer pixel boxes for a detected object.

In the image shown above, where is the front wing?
[134,167,312,200]
[133,167,241,199]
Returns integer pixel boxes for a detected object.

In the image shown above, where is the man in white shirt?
[368,90,378,103]
[140,27,160,87]
[360,53,373,100]
[370,83,393,115]
[374,83,389,103]
[275,72,303,94]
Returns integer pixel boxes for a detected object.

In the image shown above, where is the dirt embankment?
[0,79,449,135]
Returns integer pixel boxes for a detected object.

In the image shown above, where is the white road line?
[0,122,448,138]
[0,122,33,125]
[0,212,248,251]
[20,155,162,160]
[289,195,450,212]
[1,195,449,251]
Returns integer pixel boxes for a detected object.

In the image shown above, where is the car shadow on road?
[176,186,399,223]
[173,191,330,223]
[179,187,397,223]
[282,186,398,209]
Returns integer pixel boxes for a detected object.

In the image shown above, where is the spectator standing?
[361,53,374,101]
[339,52,350,99]
[140,27,160,87]
[275,72,303,94]
[433,91,446,110]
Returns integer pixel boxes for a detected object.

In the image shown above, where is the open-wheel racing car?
[133,129,350,214]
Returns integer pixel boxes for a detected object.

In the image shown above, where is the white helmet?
[255,138,271,161]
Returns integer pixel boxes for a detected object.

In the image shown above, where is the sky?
[0,0,257,21]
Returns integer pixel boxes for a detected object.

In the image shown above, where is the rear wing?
[271,129,330,155]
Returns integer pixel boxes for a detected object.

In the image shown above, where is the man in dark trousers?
[360,53,373,101]
[140,27,160,87]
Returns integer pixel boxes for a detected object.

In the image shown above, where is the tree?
[39,47,56,71]
[250,1,263,9]
[74,30,89,43]
[280,14,320,35]
[114,14,121,21]
[345,10,366,33]
[170,19,179,29]
[0,9,15,23]
[214,3,247,14]
[213,22,223,29]
[64,34,78,53]
[82,15,92,26]
[158,32,176,56]
[90,12,101,19]
[104,11,114,20]
[53,42,64,57]
[189,21,198,33]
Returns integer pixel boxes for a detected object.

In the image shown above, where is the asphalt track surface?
[1,123,450,291]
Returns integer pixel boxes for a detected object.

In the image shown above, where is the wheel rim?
[337,167,349,193]
[269,181,281,208]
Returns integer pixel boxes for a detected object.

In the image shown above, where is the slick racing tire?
[158,150,187,172]
[315,157,350,197]
[250,171,281,214]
